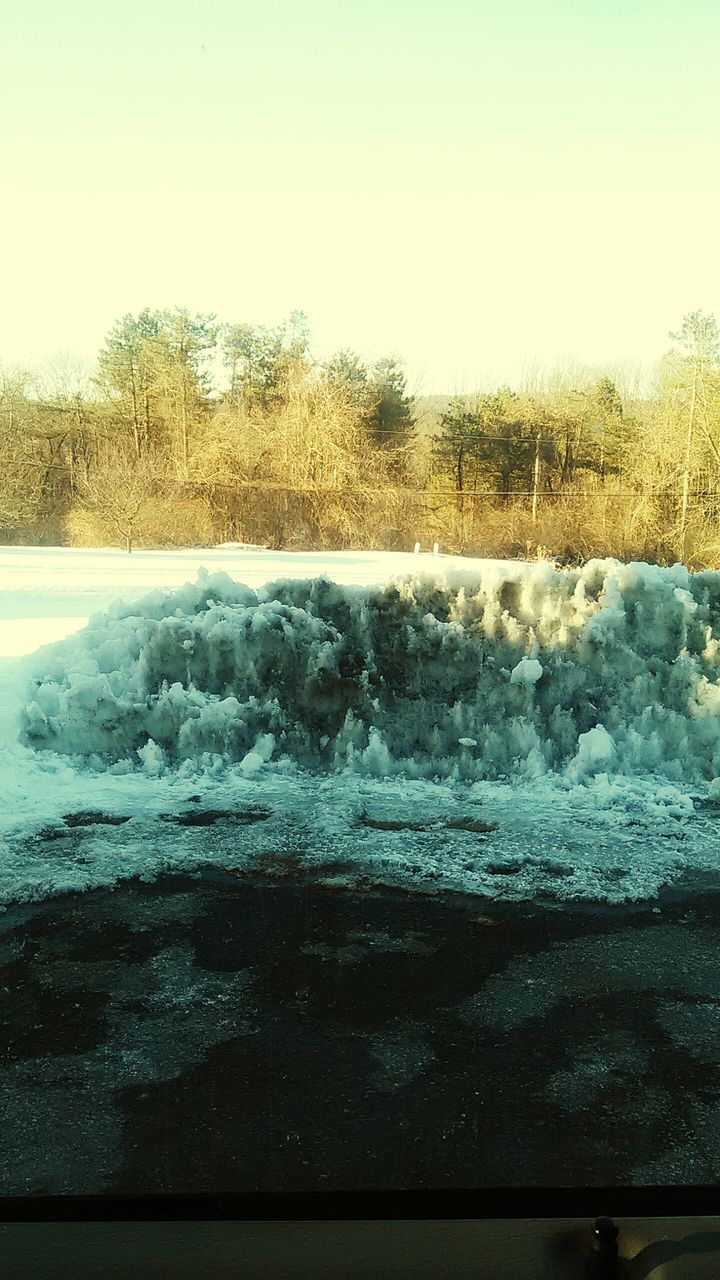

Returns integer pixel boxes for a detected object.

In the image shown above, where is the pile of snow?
[18,557,720,785]
[1,548,715,908]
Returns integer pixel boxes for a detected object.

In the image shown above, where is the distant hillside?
[412,395,452,436]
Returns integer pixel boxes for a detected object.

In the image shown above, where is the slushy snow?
[1,545,718,908]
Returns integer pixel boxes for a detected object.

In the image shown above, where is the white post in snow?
[413,541,421,555]
[433,542,440,555]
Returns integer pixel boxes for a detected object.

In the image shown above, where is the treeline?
[2,307,720,566]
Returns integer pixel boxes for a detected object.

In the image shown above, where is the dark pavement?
[2,860,720,1195]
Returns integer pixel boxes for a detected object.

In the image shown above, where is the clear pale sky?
[1,0,718,394]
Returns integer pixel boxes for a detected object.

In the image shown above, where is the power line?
[15,460,720,501]
[2,415,567,444]
[184,478,720,501]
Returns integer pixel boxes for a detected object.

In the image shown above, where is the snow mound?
[18,558,720,785]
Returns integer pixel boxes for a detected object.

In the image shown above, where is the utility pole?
[531,433,541,526]
[672,311,720,563]
[679,362,698,563]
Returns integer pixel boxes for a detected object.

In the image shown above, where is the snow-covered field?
[1,544,718,908]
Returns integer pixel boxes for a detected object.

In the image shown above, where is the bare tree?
[76,449,162,552]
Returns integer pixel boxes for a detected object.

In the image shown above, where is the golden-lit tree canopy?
[4,308,720,567]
